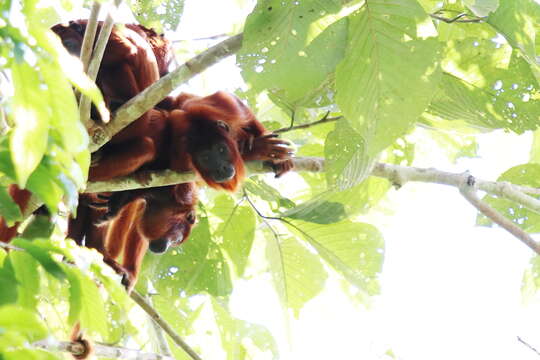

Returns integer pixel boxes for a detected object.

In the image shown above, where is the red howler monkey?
[90,91,294,191]
[68,183,197,290]
[51,20,171,113]
[52,20,293,190]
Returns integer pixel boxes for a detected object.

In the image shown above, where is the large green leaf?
[288,220,384,295]
[11,239,65,280]
[127,0,185,32]
[324,119,372,189]
[9,251,40,309]
[148,215,233,297]
[0,305,48,341]
[336,0,441,165]
[429,39,539,133]
[214,195,256,276]
[239,0,346,107]
[9,61,49,186]
[284,176,391,224]
[66,267,108,337]
[488,0,538,66]
[266,235,327,317]
[212,299,278,360]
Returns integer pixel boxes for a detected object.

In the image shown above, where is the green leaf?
[284,177,391,224]
[0,266,18,305]
[240,0,347,107]
[9,251,40,309]
[25,158,65,213]
[214,196,256,276]
[9,61,49,186]
[0,187,22,225]
[43,29,109,123]
[0,305,48,341]
[266,236,327,317]
[38,53,88,156]
[336,0,441,157]
[149,216,233,297]
[127,0,185,32]
[66,267,108,337]
[324,120,372,189]
[478,164,540,232]
[11,238,66,280]
[429,39,539,133]
[212,299,278,360]
[288,220,384,295]
[488,0,538,66]
[21,214,55,239]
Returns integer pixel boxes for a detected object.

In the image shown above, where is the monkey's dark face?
[138,189,197,254]
[193,141,236,183]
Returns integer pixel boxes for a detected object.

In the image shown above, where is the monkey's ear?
[173,183,197,206]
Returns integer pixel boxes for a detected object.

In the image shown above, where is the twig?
[130,291,203,360]
[146,295,173,357]
[33,338,174,359]
[79,0,122,127]
[518,336,540,357]
[459,175,540,255]
[172,33,229,42]
[89,33,244,151]
[79,2,101,72]
[274,113,341,134]
[430,12,486,23]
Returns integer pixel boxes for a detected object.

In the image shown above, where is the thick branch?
[88,33,244,151]
[85,157,323,192]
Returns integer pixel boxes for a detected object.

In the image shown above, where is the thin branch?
[430,12,486,23]
[172,33,229,42]
[79,2,101,72]
[274,113,342,134]
[33,338,174,360]
[80,0,122,127]
[459,176,540,255]
[129,291,203,360]
[518,336,540,357]
[146,295,173,357]
[88,33,244,152]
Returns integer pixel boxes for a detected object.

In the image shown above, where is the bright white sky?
[62,0,540,358]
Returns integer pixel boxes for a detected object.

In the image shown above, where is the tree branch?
[33,338,175,360]
[274,114,342,134]
[85,158,540,254]
[84,157,323,192]
[78,2,101,73]
[459,176,540,255]
[79,0,122,127]
[88,33,244,151]
[130,291,203,360]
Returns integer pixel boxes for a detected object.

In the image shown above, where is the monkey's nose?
[149,238,169,254]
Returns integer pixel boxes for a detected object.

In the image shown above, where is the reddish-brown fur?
[0,185,32,243]
[68,184,197,290]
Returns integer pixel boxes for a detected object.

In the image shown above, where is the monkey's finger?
[261,133,280,139]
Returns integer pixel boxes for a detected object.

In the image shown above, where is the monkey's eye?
[187,211,196,224]
[217,120,230,132]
